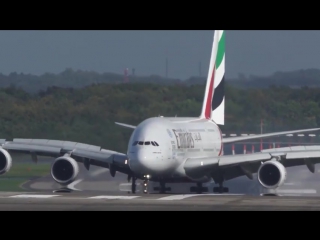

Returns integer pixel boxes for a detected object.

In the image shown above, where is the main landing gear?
[131,176,136,194]
[213,182,229,193]
[190,183,209,194]
[153,181,171,194]
[159,181,166,194]
[190,182,229,194]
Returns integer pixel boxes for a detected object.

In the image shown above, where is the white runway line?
[284,182,298,186]
[5,193,244,200]
[275,189,317,194]
[88,196,140,200]
[157,194,199,200]
[9,194,60,198]
[119,183,141,192]
[67,179,83,191]
[157,194,244,200]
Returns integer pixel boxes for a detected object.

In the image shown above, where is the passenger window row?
[132,141,159,146]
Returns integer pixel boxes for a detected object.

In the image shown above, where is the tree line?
[0,81,319,153]
[3,68,320,94]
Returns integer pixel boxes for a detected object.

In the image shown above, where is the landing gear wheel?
[190,183,208,194]
[160,181,166,194]
[53,187,73,193]
[213,182,229,193]
[131,177,136,194]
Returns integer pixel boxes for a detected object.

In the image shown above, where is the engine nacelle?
[51,156,79,186]
[0,148,12,175]
[258,160,287,189]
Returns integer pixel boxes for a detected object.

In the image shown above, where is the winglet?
[115,122,136,129]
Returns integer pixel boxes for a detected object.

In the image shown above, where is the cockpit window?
[134,141,159,146]
[151,141,159,146]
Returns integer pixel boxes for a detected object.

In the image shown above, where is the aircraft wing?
[184,145,320,182]
[222,128,320,144]
[114,121,320,142]
[0,138,131,175]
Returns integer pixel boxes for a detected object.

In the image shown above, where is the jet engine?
[0,148,12,175]
[257,160,287,189]
[51,156,79,186]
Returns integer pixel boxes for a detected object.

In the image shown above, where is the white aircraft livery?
[1,30,320,194]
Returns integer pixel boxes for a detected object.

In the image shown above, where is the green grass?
[0,162,51,191]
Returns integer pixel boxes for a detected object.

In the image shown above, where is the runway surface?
[20,162,262,194]
[1,192,320,210]
[6,158,320,210]
[21,163,128,194]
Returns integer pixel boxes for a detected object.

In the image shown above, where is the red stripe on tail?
[204,66,215,119]
[218,126,223,156]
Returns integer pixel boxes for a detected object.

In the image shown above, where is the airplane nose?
[129,149,154,174]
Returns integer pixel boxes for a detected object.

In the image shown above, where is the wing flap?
[184,145,320,182]
[71,148,128,166]
[261,145,320,152]
[1,138,130,174]
[218,152,273,167]
[12,138,101,151]
[286,151,320,159]
[3,142,61,156]
[222,128,320,144]
[219,147,320,181]
[219,147,320,168]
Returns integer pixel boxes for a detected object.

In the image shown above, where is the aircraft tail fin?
[200,30,225,125]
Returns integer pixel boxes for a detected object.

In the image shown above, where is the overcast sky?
[0,30,319,80]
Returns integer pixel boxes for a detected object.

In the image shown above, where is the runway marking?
[284,182,299,186]
[274,189,317,194]
[157,194,244,200]
[88,195,140,200]
[67,179,83,191]
[3,193,244,201]
[157,194,199,200]
[9,194,60,198]
[119,183,141,192]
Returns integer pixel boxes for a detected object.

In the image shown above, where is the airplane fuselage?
[127,117,222,183]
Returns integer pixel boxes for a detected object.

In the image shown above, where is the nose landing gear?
[129,174,150,194]
[143,175,150,194]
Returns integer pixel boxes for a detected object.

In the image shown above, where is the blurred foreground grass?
[0,162,50,191]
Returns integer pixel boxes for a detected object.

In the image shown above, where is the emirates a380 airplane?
[0,30,320,194]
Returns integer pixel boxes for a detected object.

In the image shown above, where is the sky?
[0,30,319,80]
